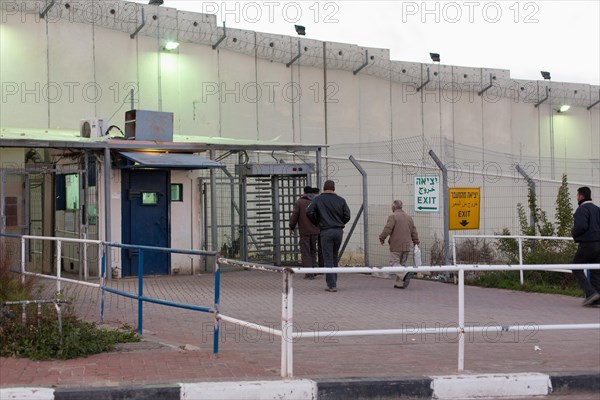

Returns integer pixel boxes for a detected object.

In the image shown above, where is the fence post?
[137,249,144,336]
[516,164,536,229]
[518,237,524,285]
[20,237,26,284]
[458,267,465,371]
[281,270,294,378]
[429,150,449,266]
[100,246,106,323]
[349,155,369,267]
[213,258,221,358]
[56,240,62,294]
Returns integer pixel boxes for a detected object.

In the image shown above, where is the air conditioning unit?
[79,118,106,138]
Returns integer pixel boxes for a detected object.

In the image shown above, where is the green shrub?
[1,239,140,360]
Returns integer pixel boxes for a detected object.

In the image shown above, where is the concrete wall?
[1,1,599,264]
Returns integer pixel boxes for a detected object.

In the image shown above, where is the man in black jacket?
[571,186,600,306]
[307,180,351,292]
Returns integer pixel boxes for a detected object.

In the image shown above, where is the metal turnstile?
[237,163,314,266]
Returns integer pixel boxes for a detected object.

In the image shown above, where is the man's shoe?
[393,285,405,289]
[582,292,600,306]
[403,273,412,289]
[325,287,337,292]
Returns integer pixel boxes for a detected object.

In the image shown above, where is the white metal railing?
[8,234,104,293]
[218,257,600,378]
[453,234,576,285]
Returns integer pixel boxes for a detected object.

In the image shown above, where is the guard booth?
[236,163,315,266]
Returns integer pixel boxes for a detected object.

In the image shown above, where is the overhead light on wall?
[294,25,306,36]
[541,71,551,80]
[557,104,570,113]
[148,0,164,5]
[163,41,180,51]
[430,52,440,62]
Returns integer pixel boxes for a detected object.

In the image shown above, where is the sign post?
[414,176,440,213]
[449,188,481,230]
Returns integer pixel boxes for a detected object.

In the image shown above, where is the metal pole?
[287,271,294,377]
[316,148,323,190]
[349,156,369,267]
[429,150,449,265]
[518,237,524,285]
[213,260,221,358]
[100,247,106,323]
[515,164,536,229]
[281,272,289,377]
[137,249,144,336]
[21,237,26,284]
[210,150,218,264]
[103,147,112,276]
[458,268,465,371]
[273,176,281,266]
[56,240,62,294]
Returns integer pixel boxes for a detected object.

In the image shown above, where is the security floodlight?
[294,25,306,36]
[164,41,179,51]
[430,52,440,62]
[558,104,570,113]
[149,0,163,5]
[541,71,551,80]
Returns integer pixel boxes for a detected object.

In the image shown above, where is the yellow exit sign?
[449,188,481,230]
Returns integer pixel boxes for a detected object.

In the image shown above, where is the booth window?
[171,184,183,202]
[65,174,80,211]
[142,192,159,205]
[5,197,18,226]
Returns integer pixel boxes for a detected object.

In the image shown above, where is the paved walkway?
[1,271,599,389]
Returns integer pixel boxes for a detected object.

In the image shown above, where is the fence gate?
[237,163,314,266]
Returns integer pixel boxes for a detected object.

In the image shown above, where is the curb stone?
[1,372,598,399]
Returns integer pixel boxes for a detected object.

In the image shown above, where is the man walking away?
[289,186,320,279]
[307,180,351,292]
[379,200,420,289]
[571,186,600,306]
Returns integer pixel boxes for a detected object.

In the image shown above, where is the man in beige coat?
[379,200,420,289]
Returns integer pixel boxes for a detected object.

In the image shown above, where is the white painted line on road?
[431,373,552,399]
[180,380,317,400]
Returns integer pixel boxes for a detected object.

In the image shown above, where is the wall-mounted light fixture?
[541,71,551,80]
[430,52,440,62]
[163,41,180,51]
[556,104,570,113]
[148,0,164,5]
[294,25,306,36]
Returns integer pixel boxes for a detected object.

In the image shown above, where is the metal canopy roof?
[0,128,326,151]
[118,152,225,170]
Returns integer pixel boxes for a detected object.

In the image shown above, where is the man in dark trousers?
[571,186,600,306]
[307,180,351,292]
[289,186,320,279]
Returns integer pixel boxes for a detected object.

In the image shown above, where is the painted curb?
[181,380,317,400]
[54,385,180,400]
[1,372,599,399]
[550,372,600,393]
[0,388,54,400]
[316,377,433,400]
[430,373,551,399]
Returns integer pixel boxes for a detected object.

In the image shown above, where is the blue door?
[121,170,170,276]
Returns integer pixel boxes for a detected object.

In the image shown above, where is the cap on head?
[577,186,592,200]
[303,186,313,194]
[311,187,320,194]
[323,180,335,191]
